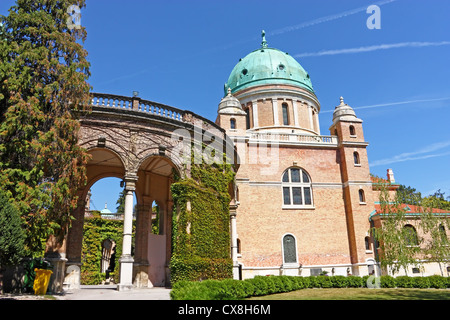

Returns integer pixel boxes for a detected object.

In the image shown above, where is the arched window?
[404,224,419,246]
[282,103,289,126]
[359,189,366,203]
[282,234,298,264]
[439,224,448,243]
[354,152,360,165]
[282,167,313,208]
[230,118,236,130]
[365,236,371,251]
[349,125,356,136]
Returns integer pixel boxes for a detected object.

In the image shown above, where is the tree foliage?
[0,0,91,255]
[0,191,26,267]
[375,183,450,276]
[374,185,421,276]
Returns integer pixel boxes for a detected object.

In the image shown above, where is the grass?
[247,288,450,300]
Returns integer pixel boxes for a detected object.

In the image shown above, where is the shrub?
[348,275,364,288]
[413,276,431,289]
[245,277,269,296]
[396,276,414,288]
[380,275,396,288]
[330,275,348,288]
[427,275,447,289]
[315,275,333,288]
[169,274,450,300]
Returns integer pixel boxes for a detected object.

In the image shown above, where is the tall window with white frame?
[282,167,313,208]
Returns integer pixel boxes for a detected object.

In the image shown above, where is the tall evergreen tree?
[0,191,26,267]
[0,0,91,255]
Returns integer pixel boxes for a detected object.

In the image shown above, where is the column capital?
[123,173,138,191]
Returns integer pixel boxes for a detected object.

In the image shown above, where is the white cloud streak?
[370,141,450,167]
[321,97,450,113]
[269,0,397,36]
[294,41,450,58]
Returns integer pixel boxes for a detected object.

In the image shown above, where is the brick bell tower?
[329,97,375,275]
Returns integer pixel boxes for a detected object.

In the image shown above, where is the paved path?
[56,285,171,300]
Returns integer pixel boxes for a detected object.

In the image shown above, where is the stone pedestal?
[46,256,68,294]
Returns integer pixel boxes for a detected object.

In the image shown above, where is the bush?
[348,275,364,288]
[395,276,414,288]
[315,275,333,288]
[245,277,269,296]
[380,275,396,288]
[169,274,450,300]
[413,276,431,289]
[330,275,348,288]
[427,275,447,289]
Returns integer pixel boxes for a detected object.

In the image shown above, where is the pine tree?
[0,192,26,267]
[0,0,91,255]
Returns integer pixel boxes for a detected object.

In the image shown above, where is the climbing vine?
[170,147,235,283]
[81,215,135,285]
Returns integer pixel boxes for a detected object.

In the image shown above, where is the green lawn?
[248,288,450,300]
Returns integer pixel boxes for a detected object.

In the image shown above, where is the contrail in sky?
[295,41,450,58]
[269,0,397,36]
[321,97,450,113]
[370,141,450,167]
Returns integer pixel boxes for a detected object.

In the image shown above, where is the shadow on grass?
[248,288,450,300]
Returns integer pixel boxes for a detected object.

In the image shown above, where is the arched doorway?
[65,148,127,289]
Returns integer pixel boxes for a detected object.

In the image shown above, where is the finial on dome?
[261,30,268,48]
[340,96,345,105]
[227,87,232,96]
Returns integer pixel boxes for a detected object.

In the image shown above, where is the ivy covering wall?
[170,153,235,283]
[81,216,126,285]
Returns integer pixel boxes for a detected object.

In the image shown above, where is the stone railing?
[249,132,338,145]
[90,93,184,122]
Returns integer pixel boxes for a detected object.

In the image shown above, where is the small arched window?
[282,167,313,208]
[365,236,372,251]
[354,152,360,165]
[230,118,236,130]
[404,225,419,246]
[439,224,448,243]
[359,189,366,204]
[349,125,356,136]
[282,234,298,264]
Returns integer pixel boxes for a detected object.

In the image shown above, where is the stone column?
[229,202,239,280]
[272,98,279,125]
[133,202,151,288]
[252,100,259,128]
[117,174,138,291]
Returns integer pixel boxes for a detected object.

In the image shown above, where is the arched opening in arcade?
[81,176,138,285]
[64,148,178,289]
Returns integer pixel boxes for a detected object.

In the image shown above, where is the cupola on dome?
[224,31,314,96]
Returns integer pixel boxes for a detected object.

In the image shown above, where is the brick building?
[215,33,448,279]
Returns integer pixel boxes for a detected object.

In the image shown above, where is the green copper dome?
[225,31,314,96]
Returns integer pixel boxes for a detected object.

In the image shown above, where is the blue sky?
[1,0,450,210]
